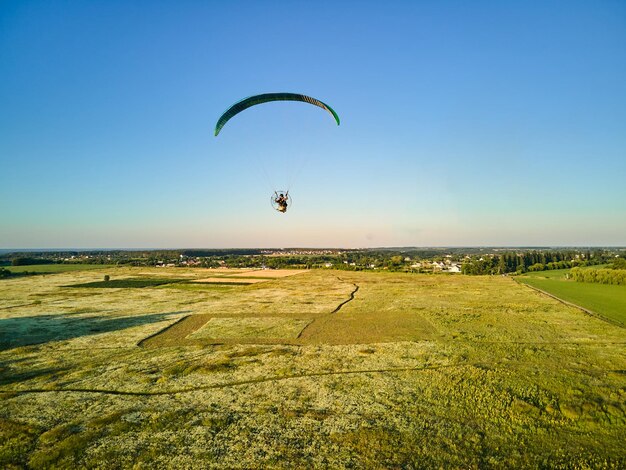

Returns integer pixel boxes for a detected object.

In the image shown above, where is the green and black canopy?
[214,92,340,136]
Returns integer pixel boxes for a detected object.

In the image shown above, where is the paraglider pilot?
[275,193,288,213]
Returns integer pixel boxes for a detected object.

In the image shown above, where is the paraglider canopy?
[214,93,340,136]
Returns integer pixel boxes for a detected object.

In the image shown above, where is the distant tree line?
[461,250,606,275]
[11,257,57,266]
[2,248,623,274]
[182,249,263,257]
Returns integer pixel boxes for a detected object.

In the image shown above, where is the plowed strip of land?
[189,317,311,340]
[139,314,210,348]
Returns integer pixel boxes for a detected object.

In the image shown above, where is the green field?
[522,268,573,279]
[518,268,626,326]
[1,267,625,468]
[4,264,116,273]
[522,264,610,280]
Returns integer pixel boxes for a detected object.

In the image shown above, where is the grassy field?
[521,264,610,280]
[517,268,626,326]
[522,268,573,279]
[1,267,625,468]
[3,264,116,273]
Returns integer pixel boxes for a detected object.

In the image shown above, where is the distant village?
[2,247,623,275]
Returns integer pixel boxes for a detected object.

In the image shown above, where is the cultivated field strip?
[518,279,626,328]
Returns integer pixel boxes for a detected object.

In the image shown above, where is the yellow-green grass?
[517,276,626,326]
[4,264,116,273]
[188,317,311,340]
[0,268,625,468]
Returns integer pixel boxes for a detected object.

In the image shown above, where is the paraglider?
[214,93,340,213]
[271,191,290,213]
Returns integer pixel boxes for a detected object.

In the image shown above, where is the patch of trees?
[570,267,626,286]
[0,267,37,279]
[11,257,57,266]
[462,250,606,275]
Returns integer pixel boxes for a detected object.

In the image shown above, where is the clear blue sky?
[1,0,625,248]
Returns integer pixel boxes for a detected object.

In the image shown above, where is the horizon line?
[2,245,625,252]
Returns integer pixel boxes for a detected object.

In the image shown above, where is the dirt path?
[330,281,359,313]
[296,278,359,339]
[0,362,463,397]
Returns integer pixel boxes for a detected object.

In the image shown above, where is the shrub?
[570,267,626,286]
[612,258,626,270]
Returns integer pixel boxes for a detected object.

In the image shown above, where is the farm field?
[1,267,625,468]
[517,269,626,326]
[521,265,610,279]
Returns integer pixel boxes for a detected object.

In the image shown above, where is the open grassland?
[1,267,625,468]
[518,271,626,326]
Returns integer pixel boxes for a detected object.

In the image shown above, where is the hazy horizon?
[2,245,625,254]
